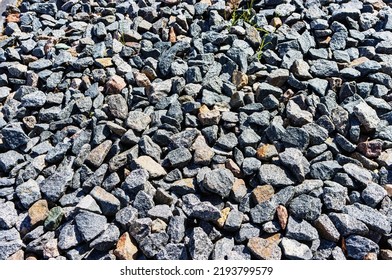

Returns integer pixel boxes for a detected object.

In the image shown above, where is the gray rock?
[235,223,260,243]
[75,211,107,242]
[258,164,296,186]
[212,237,235,260]
[250,201,276,224]
[242,157,261,176]
[182,194,221,222]
[16,179,41,209]
[133,191,155,217]
[156,243,188,260]
[289,194,322,221]
[202,168,234,198]
[330,21,348,50]
[310,59,339,77]
[343,203,391,234]
[310,160,342,180]
[90,224,120,251]
[322,181,347,211]
[0,228,23,260]
[1,123,29,149]
[281,238,312,260]
[90,186,121,216]
[280,148,310,182]
[345,235,379,260]
[286,100,313,126]
[343,163,372,185]
[238,129,261,147]
[115,205,138,229]
[45,142,71,164]
[122,169,149,196]
[126,111,151,132]
[40,165,74,202]
[0,201,17,229]
[21,91,46,107]
[139,136,161,162]
[216,132,238,150]
[165,147,192,168]
[58,223,83,250]
[188,227,213,260]
[159,41,190,77]
[0,150,24,172]
[286,216,319,241]
[167,215,185,243]
[224,210,243,232]
[139,232,169,258]
[362,183,387,207]
[281,127,310,151]
[353,102,380,131]
[147,205,172,223]
[329,213,369,236]
[107,94,128,119]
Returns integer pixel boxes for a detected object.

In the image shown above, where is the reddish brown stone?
[251,185,274,204]
[114,232,138,260]
[106,75,126,94]
[357,140,383,158]
[169,27,177,43]
[6,13,20,23]
[276,205,288,230]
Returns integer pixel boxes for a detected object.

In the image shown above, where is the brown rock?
[318,36,331,47]
[232,70,248,90]
[151,218,167,233]
[7,250,24,260]
[28,200,49,227]
[251,185,274,204]
[192,135,214,165]
[378,149,392,168]
[107,94,128,119]
[384,184,392,197]
[22,116,36,130]
[133,156,167,178]
[164,0,181,5]
[276,205,288,230]
[231,178,247,202]
[114,232,138,260]
[380,249,392,260]
[357,139,383,158]
[95,58,113,68]
[198,105,221,126]
[86,140,112,168]
[328,77,343,92]
[292,59,312,79]
[6,13,20,23]
[225,159,241,177]
[247,235,282,260]
[363,252,377,260]
[106,75,126,94]
[169,27,177,43]
[271,17,282,28]
[216,207,231,228]
[135,72,151,87]
[349,57,369,68]
[369,0,385,10]
[256,144,278,161]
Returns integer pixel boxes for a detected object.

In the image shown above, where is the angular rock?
[281,238,312,260]
[188,227,213,260]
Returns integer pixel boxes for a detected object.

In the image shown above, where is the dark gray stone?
[202,168,234,198]
[165,147,192,168]
[258,164,296,186]
[310,160,342,180]
[345,235,379,260]
[188,227,213,260]
[322,181,347,211]
[286,216,319,241]
[90,224,120,251]
[362,183,387,208]
[1,123,29,149]
[167,215,185,243]
[329,213,369,236]
[250,201,276,224]
[280,148,310,182]
[15,179,41,209]
[139,232,169,258]
[310,59,339,77]
[289,194,322,221]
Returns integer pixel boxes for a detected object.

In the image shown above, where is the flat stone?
[132,156,167,178]
[75,211,107,242]
[310,59,339,77]
[90,186,121,216]
[343,163,372,185]
[258,164,295,187]
[286,216,319,241]
[310,160,342,180]
[250,201,276,224]
[147,205,172,223]
[126,111,151,132]
[90,224,120,251]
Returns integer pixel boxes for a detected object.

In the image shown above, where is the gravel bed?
[1,0,392,260]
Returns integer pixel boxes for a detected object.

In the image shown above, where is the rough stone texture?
[247,235,282,260]
[281,238,312,260]
[188,227,214,260]
[202,168,235,198]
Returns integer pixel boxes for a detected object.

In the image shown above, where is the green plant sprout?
[227,0,272,60]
